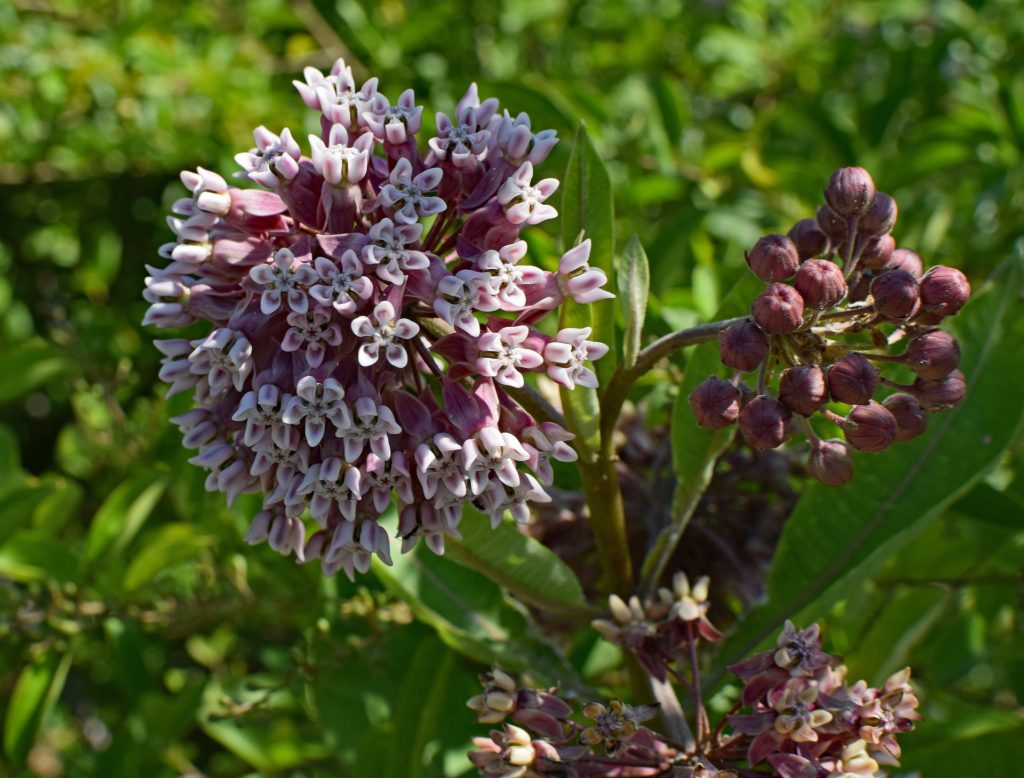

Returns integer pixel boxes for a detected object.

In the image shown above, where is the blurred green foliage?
[1,0,1022,775]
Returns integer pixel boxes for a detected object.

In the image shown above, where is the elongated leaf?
[615,234,650,369]
[122,523,214,592]
[3,652,72,766]
[716,256,1024,672]
[640,273,762,588]
[0,530,80,583]
[373,540,580,687]
[84,473,168,567]
[903,729,1024,776]
[0,340,74,406]
[446,508,588,614]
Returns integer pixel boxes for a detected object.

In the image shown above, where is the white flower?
[351,300,420,369]
[234,126,301,188]
[378,157,446,225]
[232,384,290,448]
[522,423,578,485]
[363,452,414,513]
[180,166,231,216]
[497,161,558,225]
[322,519,393,580]
[363,88,423,144]
[414,432,468,499]
[478,473,550,527]
[249,248,318,315]
[188,328,253,396]
[295,457,363,525]
[463,427,530,495]
[281,376,351,447]
[476,325,543,388]
[308,123,374,186]
[280,309,344,368]
[337,396,402,463]
[474,241,545,310]
[543,326,609,389]
[363,218,430,285]
[433,270,491,336]
[308,251,373,316]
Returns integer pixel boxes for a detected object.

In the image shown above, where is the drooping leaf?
[446,508,588,615]
[3,652,72,767]
[615,234,650,370]
[0,529,80,583]
[716,256,1024,673]
[122,523,214,592]
[84,473,168,568]
[0,339,74,406]
[902,729,1024,777]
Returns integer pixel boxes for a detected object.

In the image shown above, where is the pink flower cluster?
[143,59,612,579]
[727,622,920,777]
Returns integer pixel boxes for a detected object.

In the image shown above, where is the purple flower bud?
[843,401,897,452]
[689,376,741,429]
[912,369,966,411]
[787,218,830,261]
[824,167,876,218]
[858,191,897,236]
[816,204,847,244]
[882,393,928,441]
[778,366,828,416]
[794,259,846,310]
[883,248,924,279]
[719,320,769,372]
[904,330,960,380]
[827,353,879,405]
[752,284,805,335]
[746,234,800,282]
[918,265,971,320]
[870,269,920,320]
[808,438,854,486]
[860,233,896,271]
[739,395,792,450]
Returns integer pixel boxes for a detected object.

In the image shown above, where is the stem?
[686,627,710,747]
[638,476,706,598]
[648,673,697,753]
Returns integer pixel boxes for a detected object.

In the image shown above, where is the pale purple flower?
[364,451,414,513]
[142,271,193,328]
[232,384,289,447]
[433,270,490,336]
[363,88,423,144]
[188,440,255,506]
[309,124,374,186]
[180,167,232,216]
[249,428,310,483]
[476,325,544,388]
[338,395,401,462]
[398,501,462,555]
[415,432,469,499]
[497,162,558,225]
[428,108,492,167]
[322,518,392,580]
[267,513,307,557]
[234,126,301,188]
[308,251,373,316]
[378,157,446,225]
[294,59,381,129]
[170,408,219,450]
[295,456,363,524]
[543,326,610,389]
[362,218,430,285]
[281,376,351,447]
[478,473,551,527]
[188,328,253,395]
[556,239,615,304]
[351,300,420,369]
[155,339,200,398]
[249,248,318,315]
[495,111,558,165]
[522,423,578,485]
[281,308,344,368]
[474,241,546,310]
[158,218,212,267]
[463,426,530,495]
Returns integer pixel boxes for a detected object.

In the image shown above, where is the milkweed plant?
[143,58,974,776]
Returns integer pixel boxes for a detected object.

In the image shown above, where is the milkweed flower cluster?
[727,621,920,777]
[143,59,612,579]
[688,167,970,486]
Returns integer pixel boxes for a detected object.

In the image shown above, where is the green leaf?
[84,473,168,568]
[3,652,72,767]
[0,529,80,583]
[373,533,580,686]
[122,523,214,592]
[716,256,1024,673]
[0,476,51,546]
[446,508,588,615]
[615,234,650,370]
[902,729,1024,776]
[559,122,616,456]
[640,273,762,587]
[0,339,74,406]
[0,424,19,474]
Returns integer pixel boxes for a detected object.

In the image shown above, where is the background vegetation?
[1,0,1022,775]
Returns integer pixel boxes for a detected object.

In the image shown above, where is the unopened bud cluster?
[727,621,920,777]
[690,167,970,485]
[143,60,612,578]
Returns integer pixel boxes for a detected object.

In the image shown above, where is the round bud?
[808,438,854,486]
[860,234,896,271]
[858,191,898,236]
[719,320,769,372]
[882,393,928,441]
[787,218,830,261]
[870,269,920,320]
[794,259,847,310]
[912,370,966,411]
[779,366,829,416]
[747,234,800,282]
[918,266,971,320]
[842,401,898,452]
[903,330,960,380]
[689,376,741,429]
[752,283,805,335]
[825,166,876,218]
[827,353,879,405]
[883,248,924,279]
[816,204,847,244]
[738,395,792,450]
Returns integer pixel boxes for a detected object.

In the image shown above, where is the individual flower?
[377,157,446,224]
[543,327,609,389]
[476,326,544,388]
[308,123,374,186]
[351,300,421,368]
[281,376,351,447]
[308,251,374,315]
[497,161,558,225]
[249,247,318,315]
[556,240,614,304]
[234,126,301,188]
